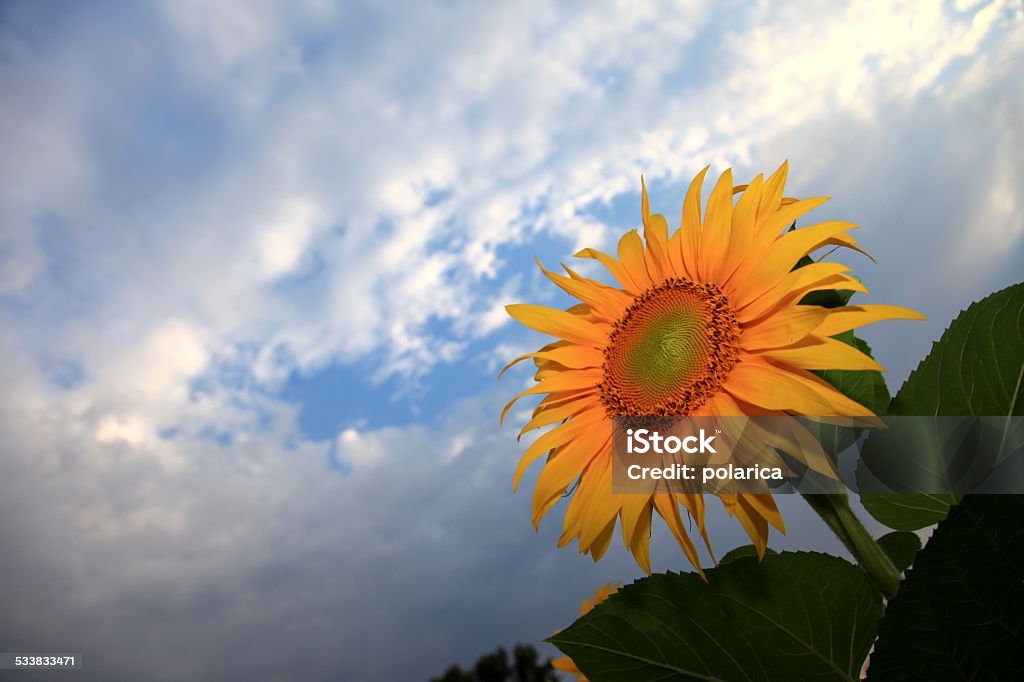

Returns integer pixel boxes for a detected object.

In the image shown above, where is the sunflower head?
[600,278,741,416]
[502,163,924,573]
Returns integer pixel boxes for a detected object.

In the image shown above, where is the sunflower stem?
[802,492,901,598]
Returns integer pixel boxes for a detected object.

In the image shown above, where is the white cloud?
[127,319,209,399]
[7,0,1018,415]
[255,196,325,278]
[94,413,153,447]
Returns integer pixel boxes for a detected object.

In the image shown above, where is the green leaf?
[887,282,1024,417]
[866,496,1024,680]
[858,493,961,531]
[549,552,882,682]
[875,531,921,573]
[859,282,1024,530]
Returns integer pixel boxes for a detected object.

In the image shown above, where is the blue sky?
[1,1,1023,680]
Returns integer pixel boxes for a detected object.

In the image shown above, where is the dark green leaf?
[549,552,882,682]
[875,531,921,573]
[887,282,1024,417]
[859,282,1024,529]
[867,496,1024,681]
[858,493,961,532]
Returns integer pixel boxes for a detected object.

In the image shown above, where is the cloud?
[4,0,1020,404]
[1,1,1023,679]
[0,357,862,681]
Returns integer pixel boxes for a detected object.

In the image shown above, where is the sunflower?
[551,583,620,681]
[501,163,924,573]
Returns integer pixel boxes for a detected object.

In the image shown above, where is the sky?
[1,0,1022,680]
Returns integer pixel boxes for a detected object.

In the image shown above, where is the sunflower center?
[600,278,741,416]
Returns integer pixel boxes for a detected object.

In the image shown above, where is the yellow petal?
[513,407,607,490]
[731,220,856,297]
[815,304,926,338]
[517,392,596,441]
[723,360,876,417]
[735,261,852,322]
[506,303,608,347]
[743,493,786,534]
[699,168,734,282]
[534,366,603,386]
[756,161,789,225]
[559,480,588,548]
[621,496,653,574]
[589,514,619,561]
[617,229,653,290]
[755,196,832,245]
[707,389,747,416]
[644,213,670,282]
[576,460,620,550]
[665,220,685,275]
[532,430,610,526]
[551,657,581,675]
[743,414,840,481]
[559,452,611,546]
[653,493,704,575]
[679,166,709,280]
[532,389,593,416]
[534,259,630,322]
[641,176,669,281]
[741,306,829,351]
[816,235,876,263]
[563,264,636,311]
[501,380,595,424]
[575,247,642,294]
[641,174,651,222]
[497,345,601,380]
[732,495,771,558]
[757,335,885,372]
[719,173,765,280]
[750,273,868,323]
